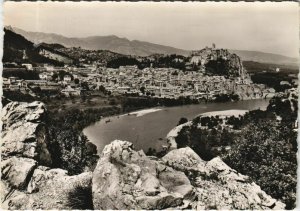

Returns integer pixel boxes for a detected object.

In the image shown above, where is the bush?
[177,117,188,126]
[67,184,94,210]
[224,120,297,209]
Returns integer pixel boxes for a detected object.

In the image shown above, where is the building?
[39,72,53,81]
[21,63,33,70]
[63,75,72,82]
[61,86,82,96]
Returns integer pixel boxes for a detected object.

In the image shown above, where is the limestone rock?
[1,157,37,189]
[190,48,248,78]
[2,166,93,210]
[92,140,193,210]
[162,148,286,210]
[2,101,46,128]
[1,101,52,165]
[93,140,285,210]
[162,146,204,169]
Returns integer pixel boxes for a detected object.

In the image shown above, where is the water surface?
[84,99,269,154]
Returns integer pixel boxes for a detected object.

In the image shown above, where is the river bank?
[84,99,270,155]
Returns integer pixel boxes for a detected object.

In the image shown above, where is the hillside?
[230,49,298,66]
[3,28,67,66]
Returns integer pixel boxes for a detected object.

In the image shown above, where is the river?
[83,99,270,154]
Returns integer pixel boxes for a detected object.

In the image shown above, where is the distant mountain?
[8,26,299,66]
[229,50,298,66]
[10,26,189,57]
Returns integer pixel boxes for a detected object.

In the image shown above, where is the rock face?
[1,167,93,210]
[1,157,37,189]
[1,101,52,165]
[191,48,249,79]
[92,140,193,209]
[1,101,95,210]
[92,140,285,210]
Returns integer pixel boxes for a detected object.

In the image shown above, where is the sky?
[3,1,299,58]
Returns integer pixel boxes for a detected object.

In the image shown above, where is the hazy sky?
[3,2,299,57]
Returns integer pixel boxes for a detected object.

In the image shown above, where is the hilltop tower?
[22,50,28,60]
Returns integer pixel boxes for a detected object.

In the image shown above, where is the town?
[3,45,278,101]
[3,63,277,100]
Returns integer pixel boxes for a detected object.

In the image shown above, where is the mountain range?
[7,26,299,66]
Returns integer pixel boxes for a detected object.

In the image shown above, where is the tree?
[80,82,89,91]
[140,87,145,95]
[177,117,188,126]
[99,85,106,93]
[224,120,297,209]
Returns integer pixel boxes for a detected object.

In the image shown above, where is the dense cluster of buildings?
[3,63,276,100]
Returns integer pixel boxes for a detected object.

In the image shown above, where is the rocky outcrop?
[1,167,92,210]
[92,140,285,210]
[1,101,95,210]
[191,48,250,79]
[164,148,285,209]
[1,101,52,165]
[92,140,192,209]
[1,157,37,190]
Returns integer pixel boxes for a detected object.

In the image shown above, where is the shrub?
[66,184,94,210]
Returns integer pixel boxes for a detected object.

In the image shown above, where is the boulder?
[92,140,193,209]
[2,166,93,210]
[1,136,286,210]
[1,157,37,189]
[92,140,285,210]
[1,101,52,165]
[2,101,46,128]
[162,146,205,169]
[162,148,286,210]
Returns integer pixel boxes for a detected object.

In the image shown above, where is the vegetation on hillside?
[3,28,65,66]
[46,106,121,174]
[2,68,40,80]
[106,54,188,70]
[175,94,298,208]
[251,72,295,92]
[243,61,298,74]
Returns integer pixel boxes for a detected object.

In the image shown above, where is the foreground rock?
[1,101,95,210]
[1,157,37,189]
[1,101,52,165]
[92,140,192,209]
[92,140,285,210]
[164,148,285,209]
[1,167,92,210]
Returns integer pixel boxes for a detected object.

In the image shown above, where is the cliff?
[191,48,250,80]
[1,102,286,209]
